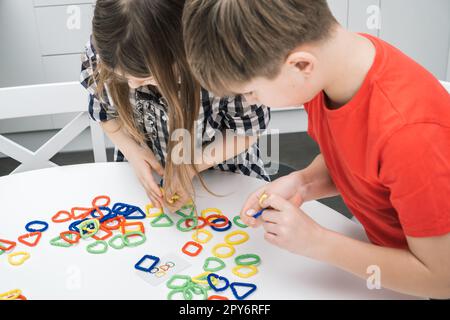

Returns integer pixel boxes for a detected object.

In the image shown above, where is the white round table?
[0,163,416,300]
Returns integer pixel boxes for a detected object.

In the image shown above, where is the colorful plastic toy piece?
[230,282,257,300]
[210,218,232,232]
[145,203,164,218]
[186,217,207,230]
[233,216,248,228]
[207,273,230,292]
[86,240,108,254]
[191,272,218,286]
[101,216,125,231]
[121,221,145,235]
[192,229,213,244]
[18,232,42,247]
[176,216,198,232]
[8,252,30,266]
[150,214,174,227]
[78,218,100,239]
[123,231,146,247]
[92,226,113,241]
[0,239,17,251]
[182,241,203,257]
[166,275,191,290]
[108,234,126,250]
[0,289,22,300]
[212,243,235,259]
[201,208,224,218]
[203,257,226,272]
[207,295,229,300]
[92,195,111,208]
[224,230,250,245]
[252,208,266,219]
[60,231,81,244]
[232,265,258,279]
[135,255,160,273]
[90,206,111,219]
[69,218,88,233]
[50,235,73,248]
[71,207,93,220]
[235,254,261,266]
[52,210,72,223]
[25,220,49,233]
[206,215,230,228]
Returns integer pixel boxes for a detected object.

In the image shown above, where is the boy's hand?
[240,171,307,227]
[259,193,326,258]
[126,145,165,208]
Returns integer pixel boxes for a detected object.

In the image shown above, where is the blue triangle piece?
[124,207,146,220]
[230,282,257,300]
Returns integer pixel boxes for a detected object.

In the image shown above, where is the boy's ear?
[286,51,316,76]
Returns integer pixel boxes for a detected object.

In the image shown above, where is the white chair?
[440,80,450,93]
[0,82,107,174]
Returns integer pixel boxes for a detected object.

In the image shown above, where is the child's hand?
[126,145,165,208]
[240,171,306,227]
[259,193,325,258]
[161,166,196,213]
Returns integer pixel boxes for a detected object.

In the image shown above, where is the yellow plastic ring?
[191,272,218,285]
[232,265,259,279]
[0,289,22,300]
[8,251,30,266]
[192,229,213,244]
[259,193,268,206]
[212,243,235,259]
[145,204,164,218]
[224,231,249,246]
[201,208,223,219]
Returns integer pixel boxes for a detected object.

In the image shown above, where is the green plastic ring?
[167,288,193,300]
[151,214,174,228]
[108,234,126,250]
[50,235,73,248]
[235,253,261,266]
[203,257,226,272]
[233,215,248,228]
[176,216,198,232]
[185,284,207,300]
[86,240,108,254]
[123,231,147,247]
[166,275,191,290]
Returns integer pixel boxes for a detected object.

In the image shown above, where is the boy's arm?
[316,229,450,299]
[261,193,450,299]
[297,154,340,202]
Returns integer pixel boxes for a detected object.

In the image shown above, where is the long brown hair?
[91,0,201,201]
[183,0,338,96]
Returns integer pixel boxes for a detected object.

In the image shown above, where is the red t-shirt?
[304,34,450,249]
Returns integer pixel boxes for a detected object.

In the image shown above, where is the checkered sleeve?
[80,38,119,122]
[216,94,270,136]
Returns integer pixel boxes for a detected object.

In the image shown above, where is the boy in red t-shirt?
[183,0,450,298]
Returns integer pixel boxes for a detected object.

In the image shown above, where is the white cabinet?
[379,0,450,80]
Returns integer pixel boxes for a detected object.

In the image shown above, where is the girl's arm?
[101,119,164,206]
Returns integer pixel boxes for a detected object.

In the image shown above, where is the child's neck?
[322,27,376,110]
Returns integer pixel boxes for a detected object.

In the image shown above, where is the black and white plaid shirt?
[80,39,271,181]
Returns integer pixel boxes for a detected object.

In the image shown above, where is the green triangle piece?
[151,214,174,227]
[175,205,194,218]
[50,235,73,248]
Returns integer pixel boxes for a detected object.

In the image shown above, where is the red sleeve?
[379,123,450,238]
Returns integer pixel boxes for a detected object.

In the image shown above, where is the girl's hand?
[126,145,165,208]
[259,193,326,258]
[240,171,307,228]
[162,165,196,213]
